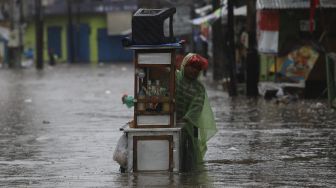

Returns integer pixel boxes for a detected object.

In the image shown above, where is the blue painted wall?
[68,24,90,63]
[97,28,132,62]
[47,26,62,57]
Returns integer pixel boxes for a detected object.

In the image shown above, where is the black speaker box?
[132,8,176,45]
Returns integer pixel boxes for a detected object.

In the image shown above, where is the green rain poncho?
[176,53,217,170]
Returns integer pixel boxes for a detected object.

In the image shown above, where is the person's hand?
[121,94,128,104]
[128,120,135,128]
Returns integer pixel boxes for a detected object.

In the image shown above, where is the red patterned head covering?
[185,54,208,70]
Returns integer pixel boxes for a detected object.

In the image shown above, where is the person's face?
[184,63,201,80]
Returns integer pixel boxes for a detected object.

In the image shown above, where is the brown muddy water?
[0,64,335,187]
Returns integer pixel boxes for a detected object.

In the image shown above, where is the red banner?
[258,10,280,31]
[310,0,320,33]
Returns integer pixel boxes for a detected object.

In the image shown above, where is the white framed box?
[138,53,171,65]
[123,127,181,172]
[137,115,171,126]
[133,49,176,128]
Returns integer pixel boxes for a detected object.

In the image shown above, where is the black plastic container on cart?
[132,8,176,45]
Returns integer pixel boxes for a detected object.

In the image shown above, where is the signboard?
[276,45,319,82]
[300,20,315,31]
[107,11,132,35]
[257,10,279,54]
[8,29,19,48]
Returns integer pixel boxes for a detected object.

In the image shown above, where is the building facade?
[24,0,137,63]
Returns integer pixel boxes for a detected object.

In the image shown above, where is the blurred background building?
[1,0,335,100]
[30,0,137,63]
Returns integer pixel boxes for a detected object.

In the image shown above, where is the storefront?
[257,0,336,98]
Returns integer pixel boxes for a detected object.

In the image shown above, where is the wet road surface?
[0,64,336,187]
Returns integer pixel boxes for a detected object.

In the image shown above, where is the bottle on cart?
[162,91,170,113]
[147,80,153,111]
[155,80,161,95]
[155,80,163,112]
[147,80,152,94]
[137,87,146,112]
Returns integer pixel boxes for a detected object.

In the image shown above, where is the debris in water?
[24,99,32,103]
[42,120,50,124]
[228,147,239,151]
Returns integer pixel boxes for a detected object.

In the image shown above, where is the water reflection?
[0,65,336,187]
[0,70,44,187]
[129,172,178,187]
[126,167,214,188]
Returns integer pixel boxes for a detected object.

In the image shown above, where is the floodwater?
[0,64,335,187]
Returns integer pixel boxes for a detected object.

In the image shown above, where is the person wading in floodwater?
[48,48,56,66]
[175,53,217,171]
[121,53,217,171]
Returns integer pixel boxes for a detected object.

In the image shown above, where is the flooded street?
[0,64,336,187]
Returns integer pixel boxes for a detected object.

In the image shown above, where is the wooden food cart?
[122,44,182,172]
[121,8,183,172]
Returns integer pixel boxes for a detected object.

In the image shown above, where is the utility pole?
[8,0,20,68]
[67,0,75,63]
[75,0,81,62]
[19,0,24,62]
[8,0,14,68]
[190,3,196,53]
[35,0,44,69]
[227,0,237,96]
[212,0,225,80]
[246,0,259,97]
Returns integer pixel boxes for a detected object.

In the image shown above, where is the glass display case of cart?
[134,49,176,128]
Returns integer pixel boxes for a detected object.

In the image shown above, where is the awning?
[191,8,221,25]
[191,5,247,25]
[195,5,213,16]
[257,0,336,10]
